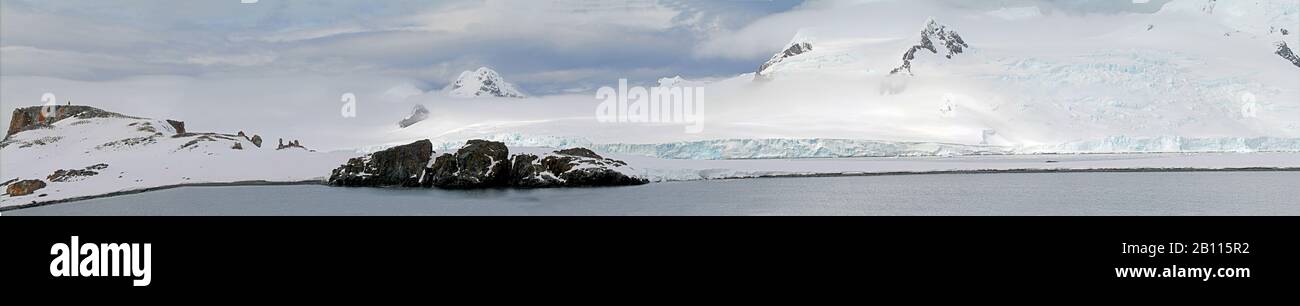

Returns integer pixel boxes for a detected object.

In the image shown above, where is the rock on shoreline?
[328,140,434,187]
[327,139,647,189]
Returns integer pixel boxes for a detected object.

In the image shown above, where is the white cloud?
[184,53,279,67]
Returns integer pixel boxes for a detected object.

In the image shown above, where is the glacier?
[379,133,1300,160]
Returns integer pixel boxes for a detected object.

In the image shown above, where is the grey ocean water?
[7,172,1299,216]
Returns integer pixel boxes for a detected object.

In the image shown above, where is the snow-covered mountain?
[890,18,969,75]
[1159,0,1299,67]
[381,1,1298,154]
[446,67,526,98]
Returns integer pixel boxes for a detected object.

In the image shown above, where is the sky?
[1,0,1177,93]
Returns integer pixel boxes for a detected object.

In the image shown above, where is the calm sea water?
[6,172,1298,216]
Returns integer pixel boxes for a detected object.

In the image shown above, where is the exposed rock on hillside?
[6,179,47,197]
[890,18,969,75]
[166,120,186,135]
[1277,42,1300,68]
[755,39,814,81]
[6,105,134,140]
[47,164,108,182]
[277,138,308,150]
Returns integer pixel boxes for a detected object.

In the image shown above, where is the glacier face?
[391,133,1300,160]
[593,138,1011,159]
[1025,136,1300,154]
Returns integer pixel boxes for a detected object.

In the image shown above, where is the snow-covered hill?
[0,105,353,208]
[446,67,527,98]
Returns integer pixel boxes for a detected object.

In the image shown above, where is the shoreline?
[4,167,1299,212]
[0,180,325,212]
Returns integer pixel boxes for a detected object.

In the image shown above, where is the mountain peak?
[890,18,969,75]
[447,67,526,98]
[754,32,815,81]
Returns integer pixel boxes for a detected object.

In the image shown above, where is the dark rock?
[1276,41,1300,68]
[2,136,63,149]
[423,140,512,189]
[555,147,602,159]
[6,179,47,196]
[166,120,186,134]
[47,163,110,182]
[277,138,307,150]
[506,149,646,188]
[328,139,434,187]
[508,154,553,188]
[328,139,646,190]
[177,133,239,150]
[250,135,263,147]
[558,167,647,187]
[232,142,243,150]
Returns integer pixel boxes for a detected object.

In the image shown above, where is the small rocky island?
[327,139,647,189]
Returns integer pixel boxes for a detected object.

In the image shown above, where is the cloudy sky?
[1,0,1175,93]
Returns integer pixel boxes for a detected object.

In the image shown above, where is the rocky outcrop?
[178,133,241,150]
[47,164,108,182]
[329,139,646,190]
[328,140,434,187]
[509,148,644,188]
[1277,42,1300,68]
[754,39,813,81]
[398,104,431,128]
[890,18,969,75]
[6,105,132,140]
[251,135,263,147]
[166,120,186,134]
[277,138,307,150]
[6,179,47,196]
[423,140,512,189]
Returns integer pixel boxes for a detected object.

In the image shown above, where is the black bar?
[2,217,1295,293]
